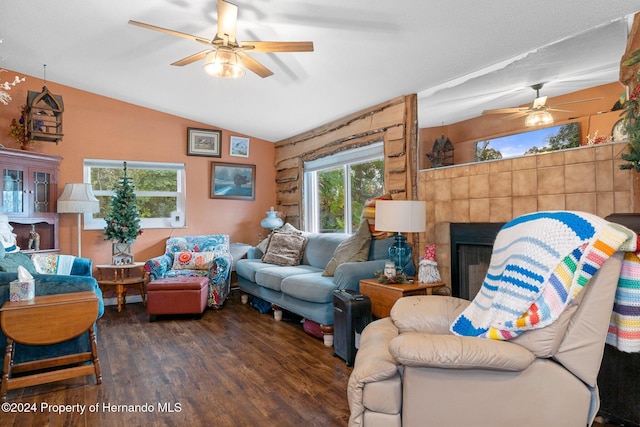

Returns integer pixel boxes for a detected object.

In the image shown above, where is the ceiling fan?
[482,83,601,126]
[128,0,314,79]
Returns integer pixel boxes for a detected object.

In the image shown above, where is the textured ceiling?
[1,1,639,141]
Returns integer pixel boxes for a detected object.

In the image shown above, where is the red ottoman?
[147,276,209,321]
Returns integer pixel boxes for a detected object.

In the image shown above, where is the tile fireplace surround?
[417,141,637,289]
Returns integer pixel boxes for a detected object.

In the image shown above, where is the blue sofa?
[236,233,414,346]
[0,256,104,372]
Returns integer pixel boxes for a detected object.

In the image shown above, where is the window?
[304,143,384,233]
[84,159,186,230]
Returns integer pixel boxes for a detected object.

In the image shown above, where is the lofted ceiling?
[1,1,639,142]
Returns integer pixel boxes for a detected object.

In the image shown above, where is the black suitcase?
[333,289,372,366]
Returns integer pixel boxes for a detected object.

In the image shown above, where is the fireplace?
[450,223,504,300]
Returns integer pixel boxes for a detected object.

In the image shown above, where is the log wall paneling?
[274,95,418,231]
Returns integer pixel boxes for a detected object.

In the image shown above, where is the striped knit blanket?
[450,211,640,352]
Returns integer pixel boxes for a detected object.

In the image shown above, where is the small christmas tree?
[104,162,142,243]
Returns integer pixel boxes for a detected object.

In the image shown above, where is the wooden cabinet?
[1,147,62,252]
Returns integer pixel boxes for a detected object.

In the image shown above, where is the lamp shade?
[375,200,426,233]
[57,183,100,213]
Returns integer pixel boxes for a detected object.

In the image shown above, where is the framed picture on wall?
[230,136,250,158]
[187,127,222,157]
[210,162,256,200]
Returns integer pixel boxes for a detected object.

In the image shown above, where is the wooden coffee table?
[0,291,102,401]
[359,278,447,318]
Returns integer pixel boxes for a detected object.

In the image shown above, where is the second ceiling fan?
[482,83,601,126]
[129,0,314,78]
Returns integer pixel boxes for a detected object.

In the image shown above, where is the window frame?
[83,159,186,230]
[303,142,384,233]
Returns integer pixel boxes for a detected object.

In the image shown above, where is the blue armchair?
[0,255,103,373]
[144,234,232,309]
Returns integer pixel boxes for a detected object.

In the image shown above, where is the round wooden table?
[96,262,148,312]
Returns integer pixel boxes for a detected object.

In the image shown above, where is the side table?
[359,278,447,318]
[1,291,102,401]
[96,262,148,312]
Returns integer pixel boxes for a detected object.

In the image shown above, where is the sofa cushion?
[255,265,321,292]
[172,251,217,270]
[302,233,350,268]
[280,272,338,304]
[262,233,307,266]
[236,259,277,282]
[323,221,372,277]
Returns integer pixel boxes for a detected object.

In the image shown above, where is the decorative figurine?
[28,224,40,251]
[418,244,441,283]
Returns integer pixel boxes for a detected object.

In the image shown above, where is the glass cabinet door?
[2,169,24,214]
[32,171,51,213]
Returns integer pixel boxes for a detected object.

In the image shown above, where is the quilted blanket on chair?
[451,211,639,350]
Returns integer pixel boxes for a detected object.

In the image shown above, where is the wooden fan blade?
[217,0,238,43]
[237,51,273,78]
[503,111,529,121]
[241,41,314,52]
[551,97,603,107]
[546,108,574,113]
[482,107,526,115]
[171,50,211,66]
[128,20,212,46]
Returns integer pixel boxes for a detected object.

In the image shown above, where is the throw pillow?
[322,221,372,277]
[172,251,217,270]
[257,223,303,254]
[261,233,307,266]
[361,194,393,239]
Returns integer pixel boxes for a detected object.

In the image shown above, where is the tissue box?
[10,279,35,301]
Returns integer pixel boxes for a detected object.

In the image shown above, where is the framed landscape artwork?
[230,136,250,157]
[210,162,256,200]
[187,128,222,157]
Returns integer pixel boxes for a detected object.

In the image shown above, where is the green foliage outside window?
[91,167,177,219]
[524,123,580,154]
[317,159,384,233]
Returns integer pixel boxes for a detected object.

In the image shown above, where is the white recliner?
[348,251,623,427]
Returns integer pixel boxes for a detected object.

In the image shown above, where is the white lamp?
[375,200,427,274]
[57,183,99,257]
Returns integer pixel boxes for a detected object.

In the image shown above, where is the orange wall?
[0,69,276,265]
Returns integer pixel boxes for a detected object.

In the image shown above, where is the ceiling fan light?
[525,110,553,127]
[203,50,245,79]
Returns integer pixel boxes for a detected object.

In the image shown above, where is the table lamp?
[375,200,426,274]
[57,183,100,257]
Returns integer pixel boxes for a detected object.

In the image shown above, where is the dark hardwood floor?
[2,289,630,427]
[3,290,352,426]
